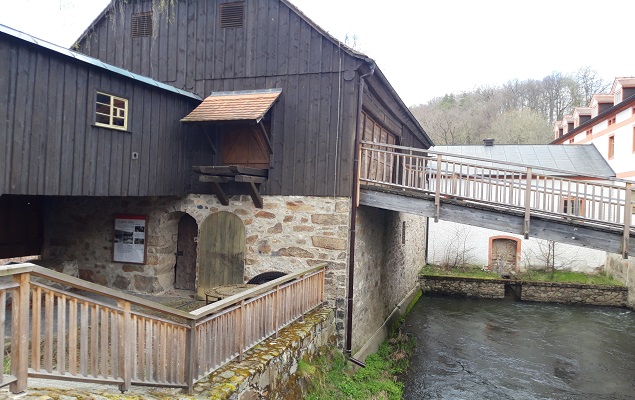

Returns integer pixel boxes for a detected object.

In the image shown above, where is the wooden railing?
[360,141,634,257]
[0,263,325,394]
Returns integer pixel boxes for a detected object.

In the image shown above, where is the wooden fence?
[0,263,325,394]
[360,141,634,256]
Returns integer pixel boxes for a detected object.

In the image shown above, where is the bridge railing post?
[435,154,442,222]
[523,167,532,239]
[623,183,632,259]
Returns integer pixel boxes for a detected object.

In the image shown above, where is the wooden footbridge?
[358,142,634,258]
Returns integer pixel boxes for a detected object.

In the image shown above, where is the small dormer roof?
[611,77,635,93]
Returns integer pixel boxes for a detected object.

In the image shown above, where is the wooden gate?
[197,212,245,299]
[175,214,197,290]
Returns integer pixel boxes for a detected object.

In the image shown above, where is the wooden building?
[0,0,432,360]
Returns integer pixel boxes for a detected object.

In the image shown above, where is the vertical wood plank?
[80,302,88,376]
[44,290,54,372]
[57,295,66,375]
[68,298,77,375]
[10,274,29,393]
[31,286,41,372]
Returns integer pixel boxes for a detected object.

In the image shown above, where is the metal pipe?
[346,58,375,358]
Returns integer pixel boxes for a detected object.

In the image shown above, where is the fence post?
[435,154,442,222]
[523,167,532,239]
[118,300,132,392]
[273,285,279,338]
[238,300,245,362]
[623,183,632,259]
[183,319,197,394]
[10,273,30,393]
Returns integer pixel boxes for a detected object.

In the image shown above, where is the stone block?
[134,275,158,292]
[279,247,313,258]
[255,211,276,219]
[122,264,145,273]
[311,214,347,225]
[268,223,283,234]
[311,236,347,250]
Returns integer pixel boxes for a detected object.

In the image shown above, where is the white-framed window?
[95,92,128,131]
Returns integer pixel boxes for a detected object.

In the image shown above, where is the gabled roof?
[432,144,615,178]
[611,77,635,92]
[181,89,282,123]
[0,24,201,101]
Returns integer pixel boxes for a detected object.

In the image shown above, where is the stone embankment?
[421,275,628,307]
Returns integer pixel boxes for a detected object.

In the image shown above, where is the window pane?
[96,103,111,114]
[113,99,126,108]
[96,93,110,104]
[96,114,110,125]
[113,117,125,127]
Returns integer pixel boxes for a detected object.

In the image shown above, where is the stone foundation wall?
[605,253,635,309]
[521,282,628,306]
[421,276,505,299]
[204,307,336,400]
[43,195,350,334]
[352,207,427,357]
[421,276,628,307]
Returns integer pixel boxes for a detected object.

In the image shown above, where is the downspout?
[346,58,375,366]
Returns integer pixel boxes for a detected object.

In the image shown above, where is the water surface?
[402,296,635,400]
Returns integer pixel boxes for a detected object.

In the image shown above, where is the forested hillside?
[411,67,609,146]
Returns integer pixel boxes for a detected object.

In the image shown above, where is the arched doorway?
[197,211,245,299]
[174,214,198,290]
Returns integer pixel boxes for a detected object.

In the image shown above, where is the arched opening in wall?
[174,213,198,290]
[489,236,521,276]
[197,211,245,300]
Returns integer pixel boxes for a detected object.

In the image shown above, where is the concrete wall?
[42,194,350,334]
[606,253,635,309]
[428,220,606,273]
[352,206,427,359]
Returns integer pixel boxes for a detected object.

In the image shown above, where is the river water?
[402,296,635,400]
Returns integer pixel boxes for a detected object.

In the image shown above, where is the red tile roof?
[181,89,282,123]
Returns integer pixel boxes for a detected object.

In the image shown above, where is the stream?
[402,296,635,399]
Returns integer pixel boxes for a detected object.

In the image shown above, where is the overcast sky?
[1,0,634,106]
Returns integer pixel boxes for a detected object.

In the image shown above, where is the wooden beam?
[198,175,232,183]
[259,121,274,154]
[245,181,263,209]
[207,181,230,206]
[193,165,268,177]
[360,189,634,255]
[234,175,267,184]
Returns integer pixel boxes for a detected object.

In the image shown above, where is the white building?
[553,77,635,181]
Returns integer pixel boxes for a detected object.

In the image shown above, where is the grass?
[420,264,624,286]
[304,330,415,400]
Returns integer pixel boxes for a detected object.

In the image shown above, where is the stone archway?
[174,214,198,290]
[197,211,245,299]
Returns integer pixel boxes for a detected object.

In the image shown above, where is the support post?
[434,154,442,222]
[523,167,532,239]
[183,320,197,394]
[623,183,632,259]
[10,273,30,394]
[118,300,132,393]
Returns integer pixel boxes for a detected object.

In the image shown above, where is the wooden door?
[175,214,197,290]
[491,238,518,273]
[197,211,245,299]
[222,125,270,168]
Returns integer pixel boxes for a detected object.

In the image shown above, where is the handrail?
[189,263,325,318]
[360,140,633,184]
[0,262,327,394]
[359,141,634,258]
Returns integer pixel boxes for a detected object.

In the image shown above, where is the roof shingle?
[181,89,282,123]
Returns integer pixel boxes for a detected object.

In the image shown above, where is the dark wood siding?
[0,35,200,197]
[75,0,429,197]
